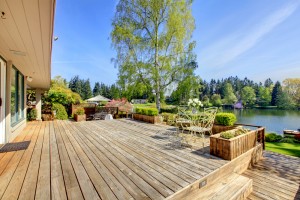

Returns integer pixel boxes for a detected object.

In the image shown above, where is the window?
[11,67,24,126]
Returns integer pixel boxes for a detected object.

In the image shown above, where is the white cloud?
[200,1,299,68]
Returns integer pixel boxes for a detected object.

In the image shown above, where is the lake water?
[223,109,300,135]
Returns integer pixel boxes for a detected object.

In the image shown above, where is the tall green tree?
[257,86,271,106]
[93,82,101,96]
[222,83,237,104]
[241,86,256,107]
[82,79,92,100]
[271,81,281,106]
[69,75,84,98]
[282,78,300,107]
[111,0,196,111]
[171,75,200,104]
[211,94,222,107]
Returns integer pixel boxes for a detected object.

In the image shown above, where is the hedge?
[215,113,237,126]
[52,103,68,120]
[160,106,177,114]
[265,133,283,142]
[135,107,159,116]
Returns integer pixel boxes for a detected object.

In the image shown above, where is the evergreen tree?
[93,82,101,96]
[271,81,281,106]
[82,79,92,100]
[69,75,84,98]
[264,78,273,88]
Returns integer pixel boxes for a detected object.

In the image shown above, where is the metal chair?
[187,107,218,148]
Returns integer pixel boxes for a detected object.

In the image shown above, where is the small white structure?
[86,95,111,103]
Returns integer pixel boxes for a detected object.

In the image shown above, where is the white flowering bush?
[187,98,203,110]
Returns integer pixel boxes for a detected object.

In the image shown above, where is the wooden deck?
[0,119,228,200]
[244,151,300,200]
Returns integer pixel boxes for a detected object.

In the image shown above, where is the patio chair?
[175,106,192,133]
[187,107,218,147]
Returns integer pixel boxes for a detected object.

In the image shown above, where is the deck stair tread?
[188,173,252,200]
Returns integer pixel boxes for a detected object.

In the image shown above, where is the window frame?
[11,66,25,127]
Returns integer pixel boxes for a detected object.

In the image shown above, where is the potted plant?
[212,112,237,134]
[74,107,86,122]
[187,98,203,113]
[210,128,257,160]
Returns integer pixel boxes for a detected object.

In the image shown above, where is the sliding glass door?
[0,57,6,144]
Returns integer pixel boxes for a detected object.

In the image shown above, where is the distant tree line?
[68,75,122,100]
[52,75,299,110]
[170,76,299,109]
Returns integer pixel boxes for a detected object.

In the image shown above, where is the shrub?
[135,107,141,114]
[220,131,235,139]
[135,107,158,116]
[147,108,159,116]
[160,106,177,114]
[220,128,249,139]
[280,138,295,144]
[52,103,68,120]
[27,108,37,121]
[265,133,283,142]
[141,108,147,115]
[215,113,237,126]
[75,107,85,115]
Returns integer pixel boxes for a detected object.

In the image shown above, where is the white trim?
[0,58,6,144]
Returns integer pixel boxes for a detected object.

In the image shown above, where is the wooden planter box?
[210,130,257,160]
[212,124,237,134]
[74,114,86,122]
[133,114,161,124]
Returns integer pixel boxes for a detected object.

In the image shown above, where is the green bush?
[141,108,147,115]
[280,138,295,144]
[265,133,283,142]
[147,108,159,116]
[27,108,37,121]
[220,128,249,139]
[135,107,141,114]
[52,103,68,120]
[75,107,85,115]
[160,106,177,114]
[215,113,237,126]
[220,131,235,139]
[135,107,158,116]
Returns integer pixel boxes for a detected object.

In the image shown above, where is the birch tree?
[111,0,196,111]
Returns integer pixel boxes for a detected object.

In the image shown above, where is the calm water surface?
[223,109,300,135]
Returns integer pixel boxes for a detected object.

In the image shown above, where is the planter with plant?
[212,112,237,134]
[210,127,258,160]
[133,107,161,124]
[74,107,86,122]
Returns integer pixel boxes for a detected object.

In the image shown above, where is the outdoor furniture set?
[160,106,218,149]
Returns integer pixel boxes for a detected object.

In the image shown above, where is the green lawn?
[265,142,300,158]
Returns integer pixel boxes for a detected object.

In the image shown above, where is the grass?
[265,142,300,158]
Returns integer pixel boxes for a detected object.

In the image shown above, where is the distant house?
[132,99,148,104]
[234,101,243,109]
[0,1,55,144]
[86,95,111,103]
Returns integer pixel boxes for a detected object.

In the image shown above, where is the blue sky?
[52,0,300,86]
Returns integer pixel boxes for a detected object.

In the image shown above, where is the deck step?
[188,173,252,200]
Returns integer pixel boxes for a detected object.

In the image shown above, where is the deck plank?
[62,120,133,200]
[54,121,101,200]
[0,122,38,199]
[53,120,83,200]
[18,122,46,199]
[50,121,68,200]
